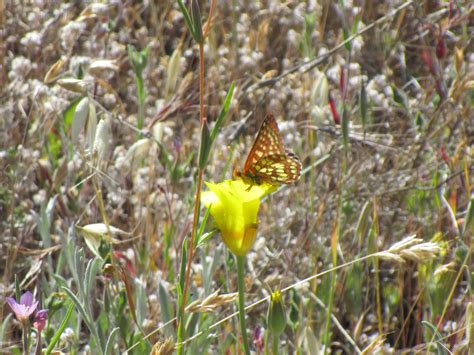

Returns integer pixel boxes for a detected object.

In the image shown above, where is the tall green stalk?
[237,255,250,355]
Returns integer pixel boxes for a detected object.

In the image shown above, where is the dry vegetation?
[1,1,473,354]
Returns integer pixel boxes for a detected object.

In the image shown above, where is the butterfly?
[234,113,302,187]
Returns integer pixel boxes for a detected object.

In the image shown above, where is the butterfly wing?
[243,113,286,175]
[252,152,302,184]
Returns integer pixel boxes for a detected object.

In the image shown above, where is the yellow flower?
[201,180,276,256]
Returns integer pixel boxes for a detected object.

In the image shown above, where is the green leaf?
[301,14,316,58]
[421,321,449,355]
[415,112,424,129]
[288,289,301,329]
[85,257,103,308]
[158,281,175,337]
[198,120,211,169]
[46,130,62,167]
[344,263,363,316]
[64,97,83,128]
[355,201,371,248]
[196,207,212,248]
[14,275,20,302]
[196,230,217,249]
[0,314,13,351]
[127,45,149,76]
[157,140,172,168]
[176,280,184,349]
[104,327,120,355]
[96,312,109,353]
[179,238,187,294]
[352,13,361,35]
[382,282,401,317]
[210,82,235,142]
[342,26,351,51]
[191,0,203,43]
[462,193,474,238]
[201,243,222,294]
[338,0,351,52]
[177,0,196,40]
[62,287,92,327]
[393,86,408,108]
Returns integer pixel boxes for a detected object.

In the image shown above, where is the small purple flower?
[6,291,39,322]
[33,309,48,331]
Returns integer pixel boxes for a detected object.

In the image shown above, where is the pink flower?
[6,291,39,322]
[33,309,48,332]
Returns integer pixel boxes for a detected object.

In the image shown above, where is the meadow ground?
[0,1,473,354]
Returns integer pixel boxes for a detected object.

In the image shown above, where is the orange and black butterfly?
[234,113,301,186]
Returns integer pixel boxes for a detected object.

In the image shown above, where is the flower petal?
[221,222,258,256]
[6,297,21,314]
[202,180,274,256]
[27,301,39,318]
[20,291,34,307]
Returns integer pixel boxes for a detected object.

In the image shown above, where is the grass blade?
[45,302,74,355]
[104,327,120,355]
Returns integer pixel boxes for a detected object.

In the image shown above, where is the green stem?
[264,328,270,355]
[237,255,250,355]
[34,332,42,355]
[22,322,29,355]
[272,334,279,355]
[323,266,336,354]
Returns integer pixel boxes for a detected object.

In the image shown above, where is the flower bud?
[267,290,287,336]
[33,309,48,332]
